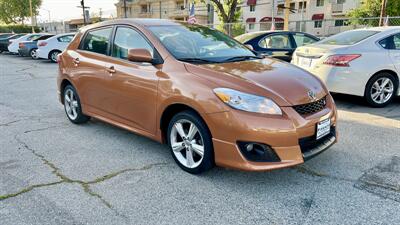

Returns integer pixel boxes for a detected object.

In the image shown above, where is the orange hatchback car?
[57,19,337,174]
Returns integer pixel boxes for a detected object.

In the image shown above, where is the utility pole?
[271,0,275,29]
[283,0,290,31]
[379,0,388,26]
[29,0,35,33]
[78,0,90,25]
[123,0,127,18]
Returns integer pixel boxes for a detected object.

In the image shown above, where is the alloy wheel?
[51,51,59,62]
[64,89,79,120]
[370,77,394,104]
[31,49,38,59]
[170,119,204,169]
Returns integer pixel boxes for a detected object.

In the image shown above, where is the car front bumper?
[204,94,338,171]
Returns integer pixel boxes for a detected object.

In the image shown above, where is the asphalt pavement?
[1,53,399,225]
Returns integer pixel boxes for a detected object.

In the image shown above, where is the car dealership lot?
[0,53,399,225]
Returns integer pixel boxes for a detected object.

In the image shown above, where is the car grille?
[293,96,326,115]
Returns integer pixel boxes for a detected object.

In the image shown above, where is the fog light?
[238,142,280,162]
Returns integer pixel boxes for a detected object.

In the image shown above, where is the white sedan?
[292,26,400,107]
[8,33,48,54]
[36,33,75,62]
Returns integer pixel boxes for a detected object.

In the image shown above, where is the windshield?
[320,30,380,45]
[149,24,256,63]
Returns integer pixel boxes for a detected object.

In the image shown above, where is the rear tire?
[63,85,90,124]
[167,110,214,174]
[364,72,398,108]
[30,48,38,59]
[49,50,61,63]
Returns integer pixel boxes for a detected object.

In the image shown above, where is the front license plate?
[316,119,331,140]
[299,57,312,68]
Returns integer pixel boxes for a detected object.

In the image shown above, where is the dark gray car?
[18,34,54,59]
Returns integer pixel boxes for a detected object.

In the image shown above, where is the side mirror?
[128,48,153,63]
[245,44,254,51]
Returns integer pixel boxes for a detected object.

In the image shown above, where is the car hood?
[184,57,328,106]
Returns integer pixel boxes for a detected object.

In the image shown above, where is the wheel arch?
[159,103,210,144]
[365,69,399,95]
[60,79,74,104]
[48,49,61,59]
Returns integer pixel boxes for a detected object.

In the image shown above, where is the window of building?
[112,27,154,60]
[290,3,295,10]
[277,4,284,15]
[249,23,255,30]
[299,1,307,12]
[314,20,323,28]
[334,19,349,27]
[316,0,324,7]
[141,5,148,13]
[81,27,112,55]
[337,0,345,4]
[250,5,256,12]
[176,1,185,10]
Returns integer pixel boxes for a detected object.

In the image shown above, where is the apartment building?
[243,0,361,36]
[115,0,211,24]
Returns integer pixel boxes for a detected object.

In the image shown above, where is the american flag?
[187,2,197,24]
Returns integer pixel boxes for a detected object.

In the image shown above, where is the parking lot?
[0,53,399,224]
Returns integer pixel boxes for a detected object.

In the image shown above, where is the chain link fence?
[204,16,400,38]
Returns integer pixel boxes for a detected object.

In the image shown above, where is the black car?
[0,33,26,52]
[235,31,319,62]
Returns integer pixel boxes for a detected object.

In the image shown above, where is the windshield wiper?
[221,55,262,63]
[177,58,217,64]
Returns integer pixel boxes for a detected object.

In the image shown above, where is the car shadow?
[332,93,400,121]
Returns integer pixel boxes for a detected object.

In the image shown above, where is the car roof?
[361,26,400,32]
[81,18,184,32]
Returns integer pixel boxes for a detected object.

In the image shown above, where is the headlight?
[213,88,282,115]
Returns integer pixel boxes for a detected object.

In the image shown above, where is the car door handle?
[106,66,116,74]
[73,58,80,66]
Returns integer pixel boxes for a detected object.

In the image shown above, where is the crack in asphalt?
[3,134,170,221]
[15,64,37,78]
[294,165,356,183]
[0,120,21,127]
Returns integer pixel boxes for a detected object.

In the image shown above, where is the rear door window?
[293,33,318,47]
[80,27,112,55]
[259,34,292,49]
[58,35,74,43]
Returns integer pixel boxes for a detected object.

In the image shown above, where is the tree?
[200,0,242,35]
[0,0,42,24]
[348,0,400,25]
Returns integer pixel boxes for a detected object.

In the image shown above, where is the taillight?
[38,42,47,47]
[323,54,361,67]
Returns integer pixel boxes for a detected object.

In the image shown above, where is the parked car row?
[0,32,75,63]
[235,27,400,107]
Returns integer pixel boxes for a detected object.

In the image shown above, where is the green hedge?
[0,24,40,33]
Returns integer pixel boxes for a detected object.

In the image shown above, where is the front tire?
[63,85,90,124]
[167,110,214,174]
[365,73,398,107]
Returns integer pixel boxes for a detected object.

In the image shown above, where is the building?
[63,17,105,32]
[115,0,212,24]
[38,21,66,34]
[243,0,361,36]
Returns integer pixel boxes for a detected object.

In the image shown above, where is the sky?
[38,0,118,22]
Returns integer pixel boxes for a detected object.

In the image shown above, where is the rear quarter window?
[80,27,112,55]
